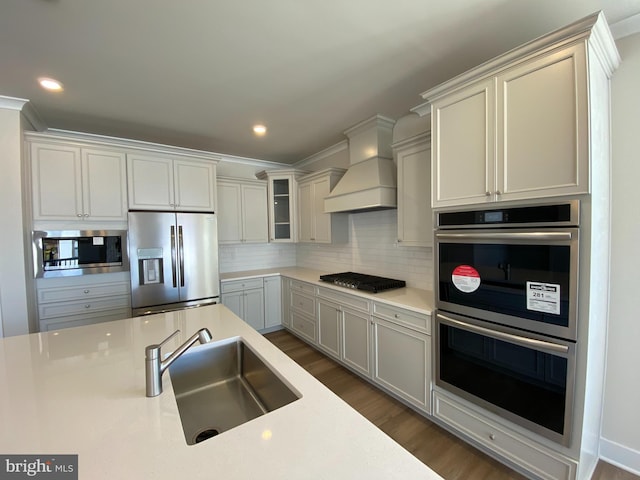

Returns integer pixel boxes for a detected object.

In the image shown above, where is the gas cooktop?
[319,272,406,293]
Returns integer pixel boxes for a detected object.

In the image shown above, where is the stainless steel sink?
[168,337,300,445]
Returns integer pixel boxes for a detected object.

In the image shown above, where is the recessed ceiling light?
[38,77,64,92]
[253,124,267,136]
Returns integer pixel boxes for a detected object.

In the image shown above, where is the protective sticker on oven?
[526,282,561,315]
[451,265,481,293]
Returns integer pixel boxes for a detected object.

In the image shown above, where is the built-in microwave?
[33,230,129,278]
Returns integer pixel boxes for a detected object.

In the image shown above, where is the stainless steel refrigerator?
[128,211,220,315]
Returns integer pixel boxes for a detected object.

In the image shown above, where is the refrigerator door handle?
[178,225,185,287]
[170,225,177,288]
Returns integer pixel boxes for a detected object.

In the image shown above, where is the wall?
[297,209,433,290]
[0,107,30,336]
[219,243,296,273]
[600,31,640,474]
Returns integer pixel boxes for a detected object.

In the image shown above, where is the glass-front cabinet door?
[257,169,307,243]
[272,178,292,240]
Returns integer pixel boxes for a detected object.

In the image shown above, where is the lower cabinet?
[372,317,430,412]
[433,389,577,480]
[317,296,371,377]
[285,278,431,415]
[263,275,282,329]
[221,275,283,332]
[221,278,265,331]
[289,280,317,342]
[36,273,131,332]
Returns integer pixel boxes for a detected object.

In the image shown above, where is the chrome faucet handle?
[145,329,180,360]
[145,328,212,397]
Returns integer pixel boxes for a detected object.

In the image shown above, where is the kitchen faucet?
[145,328,213,397]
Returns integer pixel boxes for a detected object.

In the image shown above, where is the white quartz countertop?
[220,267,435,315]
[0,305,442,479]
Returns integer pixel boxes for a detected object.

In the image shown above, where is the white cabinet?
[127,153,216,211]
[297,168,348,244]
[288,279,317,342]
[372,317,430,413]
[217,177,268,244]
[283,276,432,414]
[281,277,291,328]
[317,287,371,377]
[256,169,307,242]
[36,273,131,332]
[30,142,128,223]
[221,278,265,331]
[394,134,432,246]
[433,389,577,480]
[371,302,431,413]
[263,275,282,328]
[428,42,591,208]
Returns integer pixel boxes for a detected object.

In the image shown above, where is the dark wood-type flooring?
[265,329,638,480]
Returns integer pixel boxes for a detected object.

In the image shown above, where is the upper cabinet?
[297,168,348,244]
[424,12,620,208]
[217,177,268,244]
[256,169,308,243]
[30,141,127,223]
[127,153,216,211]
[392,111,432,247]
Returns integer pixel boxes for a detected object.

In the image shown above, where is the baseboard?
[600,437,640,476]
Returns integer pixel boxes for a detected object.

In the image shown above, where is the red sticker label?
[451,265,481,293]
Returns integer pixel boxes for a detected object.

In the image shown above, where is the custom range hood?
[324,115,396,213]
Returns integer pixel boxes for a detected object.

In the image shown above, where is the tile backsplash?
[297,209,433,290]
[219,209,433,291]
[218,243,296,273]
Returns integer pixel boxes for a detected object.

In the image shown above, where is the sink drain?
[194,428,220,444]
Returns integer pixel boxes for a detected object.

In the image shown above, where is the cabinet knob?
[394,314,399,319]
[496,190,502,195]
[489,433,496,441]
[397,239,402,243]
[485,191,491,197]
[84,213,90,217]
[77,214,83,217]
[83,289,90,294]
[84,304,91,309]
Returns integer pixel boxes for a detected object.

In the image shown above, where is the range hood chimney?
[324,115,396,213]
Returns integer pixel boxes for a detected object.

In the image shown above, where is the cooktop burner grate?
[319,272,406,293]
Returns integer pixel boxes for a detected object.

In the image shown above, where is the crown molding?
[409,102,431,117]
[294,140,348,169]
[0,96,47,131]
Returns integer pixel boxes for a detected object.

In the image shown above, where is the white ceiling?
[1,0,639,163]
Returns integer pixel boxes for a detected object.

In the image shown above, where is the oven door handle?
[435,232,574,241]
[437,313,570,355]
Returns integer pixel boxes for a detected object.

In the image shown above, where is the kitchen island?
[0,305,442,479]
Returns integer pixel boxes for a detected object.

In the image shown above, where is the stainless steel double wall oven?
[434,201,580,445]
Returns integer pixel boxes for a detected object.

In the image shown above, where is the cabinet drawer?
[433,391,577,480]
[40,308,131,332]
[289,279,317,296]
[290,290,315,316]
[373,302,430,334]
[317,287,370,313]
[38,282,130,303]
[290,310,316,343]
[39,295,131,320]
[221,278,264,293]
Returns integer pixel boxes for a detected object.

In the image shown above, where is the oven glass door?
[436,228,578,340]
[435,311,575,445]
